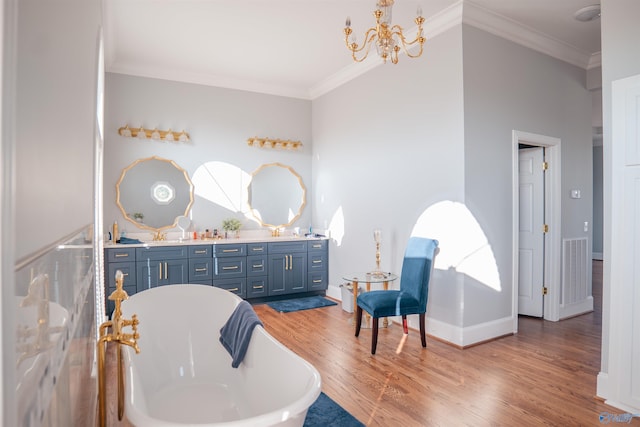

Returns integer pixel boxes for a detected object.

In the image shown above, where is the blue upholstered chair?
[355,237,439,354]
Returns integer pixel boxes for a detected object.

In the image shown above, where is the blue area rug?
[267,296,337,313]
[304,392,364,427]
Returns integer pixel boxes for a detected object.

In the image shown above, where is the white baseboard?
[593,252,603,260]
[326,284,342,301]
[560,297,594,319]
[426,316,515,347]
[597,372,609,401]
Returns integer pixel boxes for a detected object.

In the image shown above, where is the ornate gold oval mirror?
[247,162,306,229]
[116,156,194,231]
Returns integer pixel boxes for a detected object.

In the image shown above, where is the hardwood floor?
[107,261,639,426]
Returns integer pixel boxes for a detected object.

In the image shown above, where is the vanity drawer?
[189,258,213,281]
[308,252,327,271]
[213,256,245,278]
[213,244,246,257]
[213,278,246,298]
[308,271,327,291]
[189,245,213,258]
[268,241,307,254]
[105,247,136,263]
[247,243,268,255]
[247,255,268,276]
[136,246,188,261]
[247,276,268,298]
[308,240,327,252]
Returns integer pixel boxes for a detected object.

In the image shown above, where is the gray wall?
[15,0,101,259]
[462,25,593,326]
[104,74,313,237]
[312,27,466,328]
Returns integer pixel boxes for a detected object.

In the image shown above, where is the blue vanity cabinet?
[104,247,137,315]
[104,239,328,312]
[247,243,268,298]
[135,246,189,291]
[307,239,328,291]
[188,245,214,284]
[268,241,307,296]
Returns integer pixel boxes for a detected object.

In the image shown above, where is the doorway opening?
[511,131,562,330]
[518,144,545,317]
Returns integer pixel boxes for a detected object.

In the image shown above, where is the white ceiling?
[104,0,601,100]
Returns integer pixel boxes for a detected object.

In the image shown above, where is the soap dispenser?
[112,221,119,243]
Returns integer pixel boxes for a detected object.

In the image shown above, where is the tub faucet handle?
[122,314,141,353]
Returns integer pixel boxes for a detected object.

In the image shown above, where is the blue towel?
[219,301,263,368]
[117,237,142,244]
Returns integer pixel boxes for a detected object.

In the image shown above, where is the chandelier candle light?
[344,0,425,64]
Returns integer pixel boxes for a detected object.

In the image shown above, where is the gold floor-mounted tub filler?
[97,270,140,427]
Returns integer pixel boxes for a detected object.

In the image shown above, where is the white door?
[518,147,544,317]
[608,73,640,410]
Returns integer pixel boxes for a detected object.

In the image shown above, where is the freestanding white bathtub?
[120,284,321,426]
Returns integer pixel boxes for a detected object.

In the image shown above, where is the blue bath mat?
[304,392,364,426]
[267,296,337,313]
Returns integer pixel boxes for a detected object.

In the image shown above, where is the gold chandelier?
[344,0,425,64]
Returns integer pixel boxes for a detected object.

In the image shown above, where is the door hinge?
[543,286,548,295]
[542,224,549,233]
[542,161,549,171]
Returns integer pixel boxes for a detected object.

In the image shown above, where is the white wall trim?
[426,316,513,347]
[597,372,609,401]
[560,297,594,319]
[512,131,562,326]
[462,1,592,70]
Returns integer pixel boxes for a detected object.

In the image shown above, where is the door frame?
[511,130,562,329]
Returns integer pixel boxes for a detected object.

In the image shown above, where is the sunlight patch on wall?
[412,201,501,292]
[328,205,345,246]
[192,161,251,213]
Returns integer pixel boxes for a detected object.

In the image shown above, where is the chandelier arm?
[352,35,377,62]
[404,43,424,59]
[389,26,425,58]
[345,27,380,55]
[390,25,424,47]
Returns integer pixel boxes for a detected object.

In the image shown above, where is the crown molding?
[107,63,311,100]
[462,0,592,70]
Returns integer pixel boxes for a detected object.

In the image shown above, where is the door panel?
[518,147,544,316]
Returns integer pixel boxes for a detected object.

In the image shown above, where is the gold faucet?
[97,270,140,427]
[272,227,280,237]
[152,230,167,241]
[16,274,64,367]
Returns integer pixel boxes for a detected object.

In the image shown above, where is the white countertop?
[104,234,328,248]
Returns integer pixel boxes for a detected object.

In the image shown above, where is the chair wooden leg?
[371,317,379,354]
[355,306,363,337]
[419,313,427,347]
[402,315,408,334]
